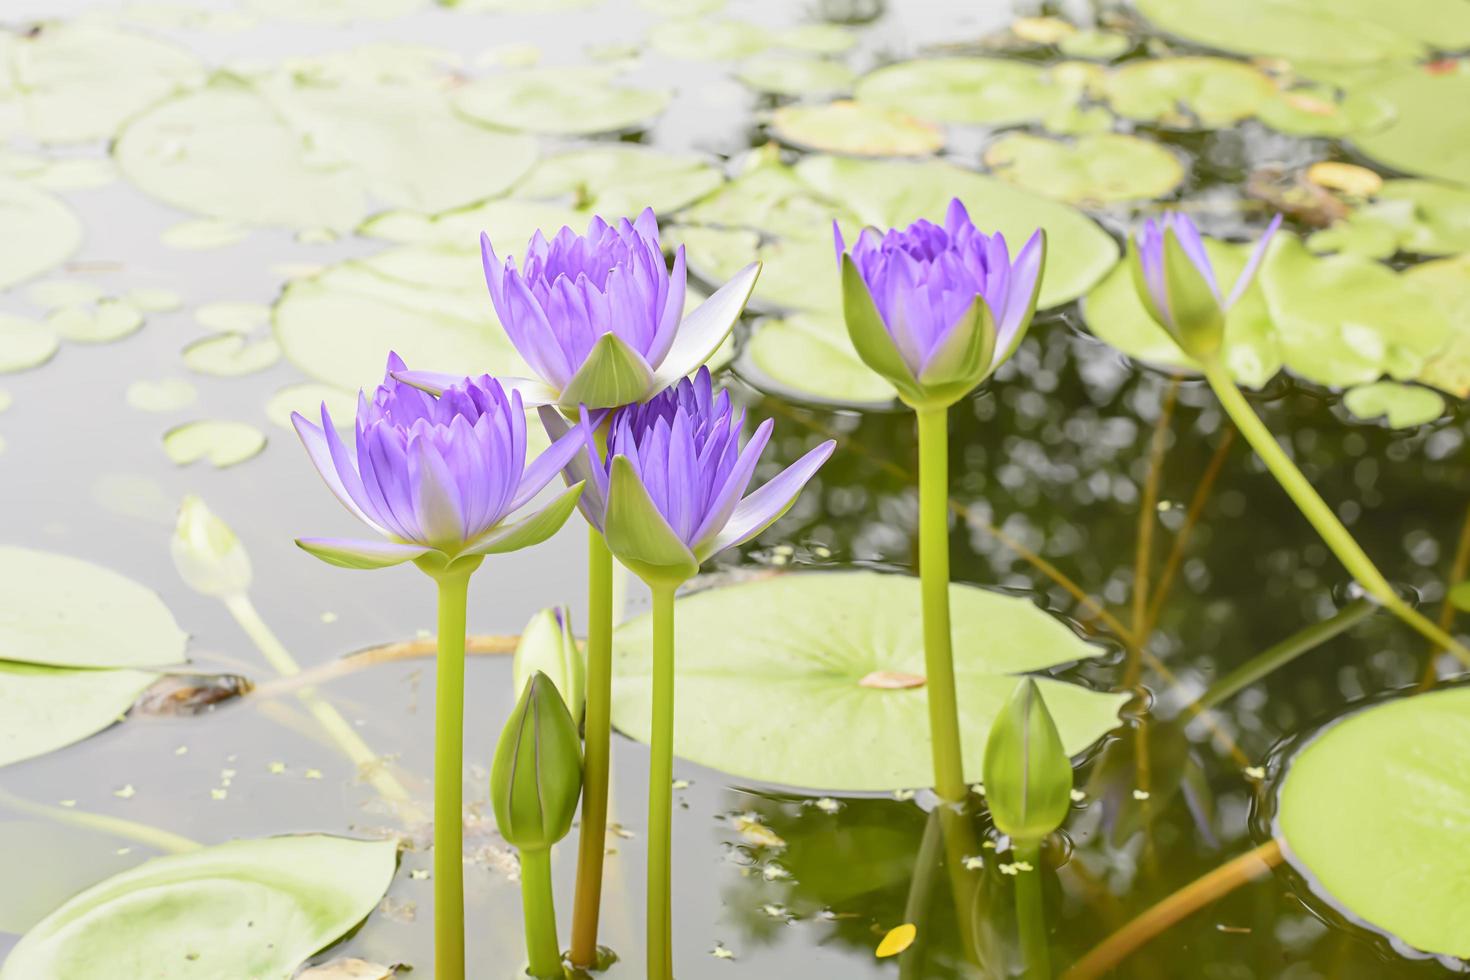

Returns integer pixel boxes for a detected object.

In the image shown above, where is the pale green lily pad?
[362,198,587,251]
[795,155,1120,309]
[770,100,943,157]
[1276,687,1470,958]
[126,378,198,412]
[610,571,1127,791]
[1310,181,1470,259]
[670,225,842,316]
[1104,57,1276,128]
[163,421,268,468]
[246,0,425,21]
[776,24,856,55]
[736,55,857,97]
[195,301,271,332]
[1342,382,1445,427]
[1256,84,1395,138]
[183,333,283,376]
[0,822,141,934]
[1057,30,1131,60]
[854,58,1077,126]
[650,18,771,60]
[26,279,104,310]
[680,146,859,242]
[122,287,184,313]
[453,67,671,135]
[509,146,723,217]
[265,383,357,430]
[0,391,11,413]
[47,300,144,345]
[0,546,188,669]
[1349,65,1470,187]
[0,315,60,374]
[1,23,204,144]
[983,133,1184,205]
[1133,0,1470,64]
[160,219,251,250]
[1406,254,1470,396]
[742,314,896,407]
[0,835,398,979]
[639,0,722,12]
[0,177,83,290]
[0,663,159,769]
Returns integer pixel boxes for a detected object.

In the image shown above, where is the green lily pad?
[770,100,943,157]
[0,822,142,934]
[509,146,723,217]
[452,67,671,135]
[1057,30,1131,61]
[855,57,1078,126]
[1348,64,1470,187]
[680,146,859,242]
[195,301,271,332]
[741,313,896,407]
[0,546,187,670]
[265,383,357,430]
[0,177,83,290]
[46,300,144,345]
[649,18,771,60]
[163,420,268,468]
[126,378,199,412]
[0,663,158,769]
[1104,57,1276,128]
[736,55,857,97]
[670,224,842,316]
[1310,180,1470,259]
[122,287,184,313]
[1406,254,1470,396]
[0,835,398,979]
[361,198,587,251]
[26,279,105,310]
[116,72,537,231]
[1276,687,1470,958]
[0,315,60,374]
[160,219,251,250]
[183,333,283,376]
[794,155,1120,308]
[610,571,1127,791]
[1255,84,1395,138]
[1133,0,1470,64]
[1342,381,1445,427]
[246,0,425,20]
[983,133,1185,205]
[776,24,856,55]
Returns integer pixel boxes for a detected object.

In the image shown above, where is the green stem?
[1196,598,1376,712]
[0,788,200,854]
[433,567,473,980]
[520,847,563,978]
[646,582,678,980]
[1203,362,1470,668]
[570,527,615,968]
[1013,839,1049,979]
[916,405,967,802]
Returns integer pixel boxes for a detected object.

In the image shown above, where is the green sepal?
[490,671,584,851]
[982,677,1074,844]
[460,483,585,557]
[913,292,996,405]
[557,333,656,410]
[603,455,698,587]
[512,607,585,725]
[1162,226,1226,362]
[840,255,925,404]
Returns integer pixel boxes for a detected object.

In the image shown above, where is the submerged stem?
[898,810,944,980]
[1421,500,1470,689]
[0,788,200,854]
[1013,839,1049,979]
[571,526,615,967]
[916,405,967,803]
[519,847,563,979]
[646,581,678,980]
[1126,377,1180,688]
[432,567,473,980]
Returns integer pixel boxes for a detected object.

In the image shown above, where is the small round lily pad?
[983,133,1185,205]
[770,100,943,157]
[452,66,672,135]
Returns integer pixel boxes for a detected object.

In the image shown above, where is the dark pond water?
[2,0,1467,977]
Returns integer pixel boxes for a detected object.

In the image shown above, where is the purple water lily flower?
[837,199,1046,409]
[1129,210,1283,361]
[398,209,760,412]
[549,367,834,584]
[292,353,586,571]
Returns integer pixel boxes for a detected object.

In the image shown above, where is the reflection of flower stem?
[222,593,421,819]
[1013,839,1048,979]
[646,582,678,980]
[899,810,943,980]
[1204,362,1470,667]
[570,526,616,967]
[519,847,563,978]
[1421,500,1470,689]
[916,405,967,803]
[430,567,473,980]
[0,788,199,855]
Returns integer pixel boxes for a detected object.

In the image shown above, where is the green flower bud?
[982,678,1073,844]
[512,606,585,725]
[171,495,252,598]
[491,671,584,852]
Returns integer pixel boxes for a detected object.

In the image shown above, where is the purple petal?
[698,439,835,561]
[691,417,772,550]
[1224,213,1283,310]
[291,409,384,533]
[510,416,591,513]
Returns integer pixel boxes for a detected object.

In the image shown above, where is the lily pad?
[1275,687,1470,958]
[1057,30,1131,61]
[670,225,842,316]
[610,571,1127,791]
[452,67,671,135]
[735,55,857,97]
[1310,180,1470,259]
[0,315,60,374]
[983,133,1185,205]
[1406,254,1470,396]
[183,333,283,376]
[769,101,943,157]
[46,300,144,345]
[741,314,896,407]
[1256,84,1395,138]
[0,177,83,290]
[509,146,723,217]
[0,663,158,768]
[265,383,357,430]
[1348,64,1470,187]
[649,18,771,60]
[1342,382,1445,427]
[0,546,187,669]
[1104,57,1276,129]
[680,146,859,242]
[0,835,398,979]
[163,420,268,468]
[126,378,199,412]
[246,0,425,20]
[854,58,1078,126]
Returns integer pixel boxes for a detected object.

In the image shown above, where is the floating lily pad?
[1348,65,1470,187]
[670,225,841,315]
[983,133,1184,205]
[183,333,283,376]
[611,571,1126,791]
[855,58,1077,126]
[1310,180,1470,259]
[0,835,398,979]
[246,0,425,20]
[122,287,184,313]
[1342,382,1445,427]
[163,420,268,468]
[46,300,144,345]
[0,178,83,290]
[769,100,943,157]
[1057,30,1131,61]
[1255,84,1395,138]
[0,822,142,935]
[741,314,896,407]
[265,383,357,430]
[736,55,857,97]
[649,18,771,60]
[160,219,251,250]
[0,546,188,670]
[453,67,671,135]
[126,378,198,412]
[27,279,104,310]
[0,663,158,769]
[680,147,859,242]
[1104,57,1276,128]
[0,315,60,374]
[1406,254,1470,396]
[1133,0,1470,63]
[776,24,856,55]
[195,301,271,332]
[509,146,723,217]
[1275,687,1470,958]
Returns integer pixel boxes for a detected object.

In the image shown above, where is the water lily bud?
[171,495,252,598]
[982,678,1073,844]
[512,606,585,724]
[491,671,584,852]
